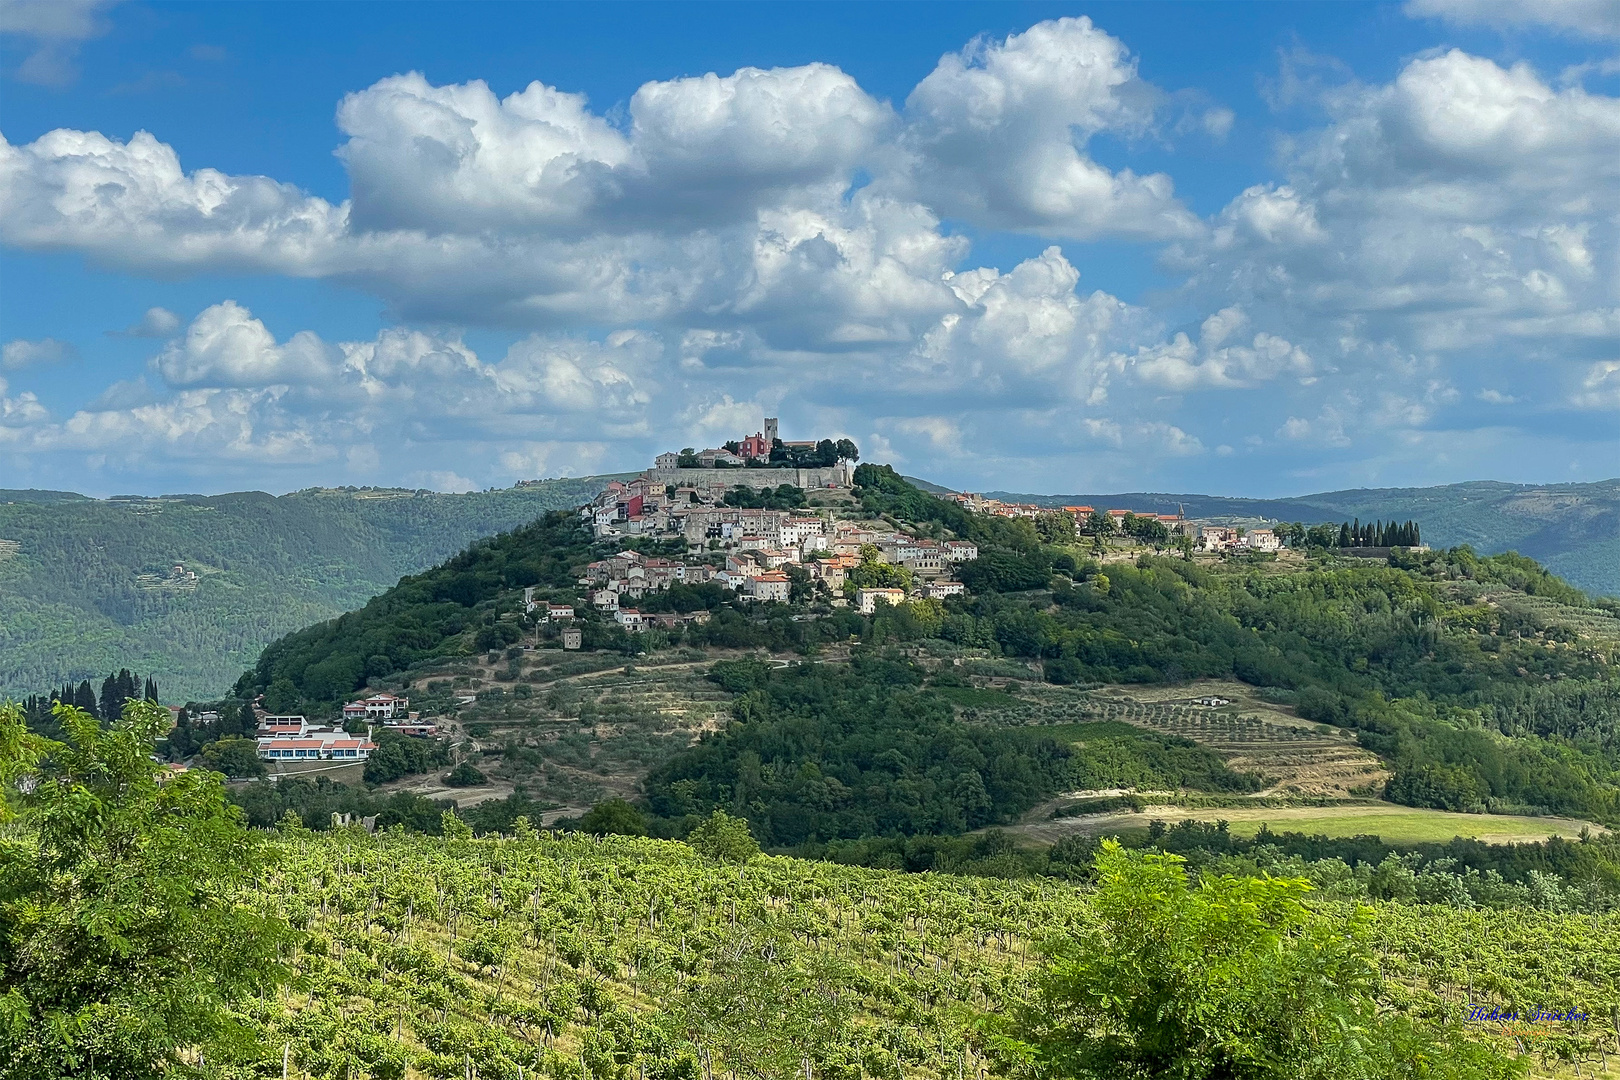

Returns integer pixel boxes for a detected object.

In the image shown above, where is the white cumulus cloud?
[3,336,77,369]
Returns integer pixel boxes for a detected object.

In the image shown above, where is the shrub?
[443,762,487,787]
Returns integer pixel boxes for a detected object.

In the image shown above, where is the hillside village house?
[747,570,791,602]
[522,586,576,621]
[257,716,310,738]
[1244,528,1280,552]
[921,581,965,599]
[256,731,377,762]
[856,588,907,614]
[342,693,409,722]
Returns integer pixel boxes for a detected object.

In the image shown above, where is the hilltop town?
[574,417,1296,632]
[229,420,1427,776]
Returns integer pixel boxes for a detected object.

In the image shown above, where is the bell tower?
[764,416,778,446]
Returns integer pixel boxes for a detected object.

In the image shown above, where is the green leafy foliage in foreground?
[1005,842,1520,1080]
[0,700,292,1079]
[0,479,613,699]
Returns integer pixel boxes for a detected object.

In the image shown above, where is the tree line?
[18,667,159,739]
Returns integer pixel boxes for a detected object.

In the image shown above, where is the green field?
[1018,801,1605,845]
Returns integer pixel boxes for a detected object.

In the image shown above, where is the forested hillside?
[0,477,619,698]
[982,477,1620,597]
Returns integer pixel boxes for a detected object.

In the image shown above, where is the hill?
[6,473,1612,702]
[0,477,623,699]
[226,466,1620,854]
[976,478,1620,597]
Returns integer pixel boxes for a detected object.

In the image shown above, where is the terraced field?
[970,682,1389,798]
[385,651,740,813]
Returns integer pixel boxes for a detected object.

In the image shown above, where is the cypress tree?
[75,680,99,720]
[99,673,119,721]
[1337,523,1351,548]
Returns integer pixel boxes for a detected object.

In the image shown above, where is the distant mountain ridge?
[4,472,1614,702]
[963,478,1620,598]
[0,477,626,698]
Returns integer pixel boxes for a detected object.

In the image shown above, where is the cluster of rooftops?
[252,693,435,763]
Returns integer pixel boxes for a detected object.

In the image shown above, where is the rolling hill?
[973,478,1620,597]
[0,477,623,699]
[5,472,1615,703]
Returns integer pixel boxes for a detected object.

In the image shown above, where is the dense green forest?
[0,477,617,698]
[644,656,1259,845]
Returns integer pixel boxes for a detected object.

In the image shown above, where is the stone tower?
[764,416,779,446]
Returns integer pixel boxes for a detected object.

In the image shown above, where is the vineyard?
[966,685,1388,798]
[217,829,1620,1080]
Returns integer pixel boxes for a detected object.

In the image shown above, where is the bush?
[576,798,648,837]
[686,810,759,864]
[1010,841,1518,1080]
[443,762,487,787]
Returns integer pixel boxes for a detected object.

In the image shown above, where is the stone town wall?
[647,463,852,490]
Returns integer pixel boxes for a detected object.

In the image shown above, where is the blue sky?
[2,0,1617,497]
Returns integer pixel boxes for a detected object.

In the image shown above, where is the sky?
[1,0,1617,498]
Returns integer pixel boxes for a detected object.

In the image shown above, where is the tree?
[1305,523,1340,548]
[785,564,813,604]
[199,735,267,778]
[0,699,292,1078]
[1009,841,1516,1080]
[845,545,913,591]
[72,680,98,720]
[443,761,487,787]
[686,809,759,864]
[577,797,648,836]
[1084,510,1115,538]
[833,438,860,462]
[262,676,299,715]
[1036,511,1077,546]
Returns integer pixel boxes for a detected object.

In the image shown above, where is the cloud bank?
[1,15,1617,493]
